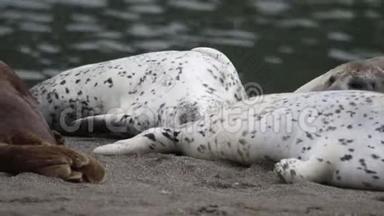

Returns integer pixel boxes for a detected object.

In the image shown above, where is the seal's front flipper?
[71,114,142,138]
[274,158,332,184]
[93,127,181,156]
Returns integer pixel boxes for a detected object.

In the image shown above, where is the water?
[0,0,383,93]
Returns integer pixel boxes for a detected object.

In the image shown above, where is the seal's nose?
[348,78,373,90]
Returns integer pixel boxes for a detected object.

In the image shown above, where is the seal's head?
[296,56,384,93]
[326,57,384,91]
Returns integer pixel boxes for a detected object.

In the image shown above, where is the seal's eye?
[348,79,366,90]
[370,82,376,90]
[328,76,336,85]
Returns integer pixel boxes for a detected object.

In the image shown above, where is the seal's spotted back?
[31,47,247,137]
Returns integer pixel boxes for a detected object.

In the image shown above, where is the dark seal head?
[296,56,384,93]
[0,62,57,144]
[0,62,105,183]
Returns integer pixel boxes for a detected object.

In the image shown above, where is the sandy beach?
[1,137,384,216]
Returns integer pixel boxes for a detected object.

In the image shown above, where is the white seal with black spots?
[296,56,384,93]
[30,47,247,137]
[95,90,384,190]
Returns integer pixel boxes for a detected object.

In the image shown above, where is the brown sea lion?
[296,56,384,93]
[0,61,105,183]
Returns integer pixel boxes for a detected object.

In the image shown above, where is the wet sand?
[1,137,384,216]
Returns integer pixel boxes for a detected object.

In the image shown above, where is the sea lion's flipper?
[0,144,105,183]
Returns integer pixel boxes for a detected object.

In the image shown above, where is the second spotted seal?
[296,56,384,93]
[94,90,384,190]
[31,47,247,137]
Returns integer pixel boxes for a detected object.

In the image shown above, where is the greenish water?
[0,0,383,93]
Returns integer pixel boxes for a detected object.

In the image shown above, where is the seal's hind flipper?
[192,47,233,65]
[71,114,142,138]
[274,158,332,184]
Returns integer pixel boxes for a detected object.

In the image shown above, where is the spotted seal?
[95,90,384,190]
[296,56,384,93]
[0,62,104,183]
[30,47,247,137]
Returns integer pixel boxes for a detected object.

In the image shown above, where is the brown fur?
[0,62,105,183]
